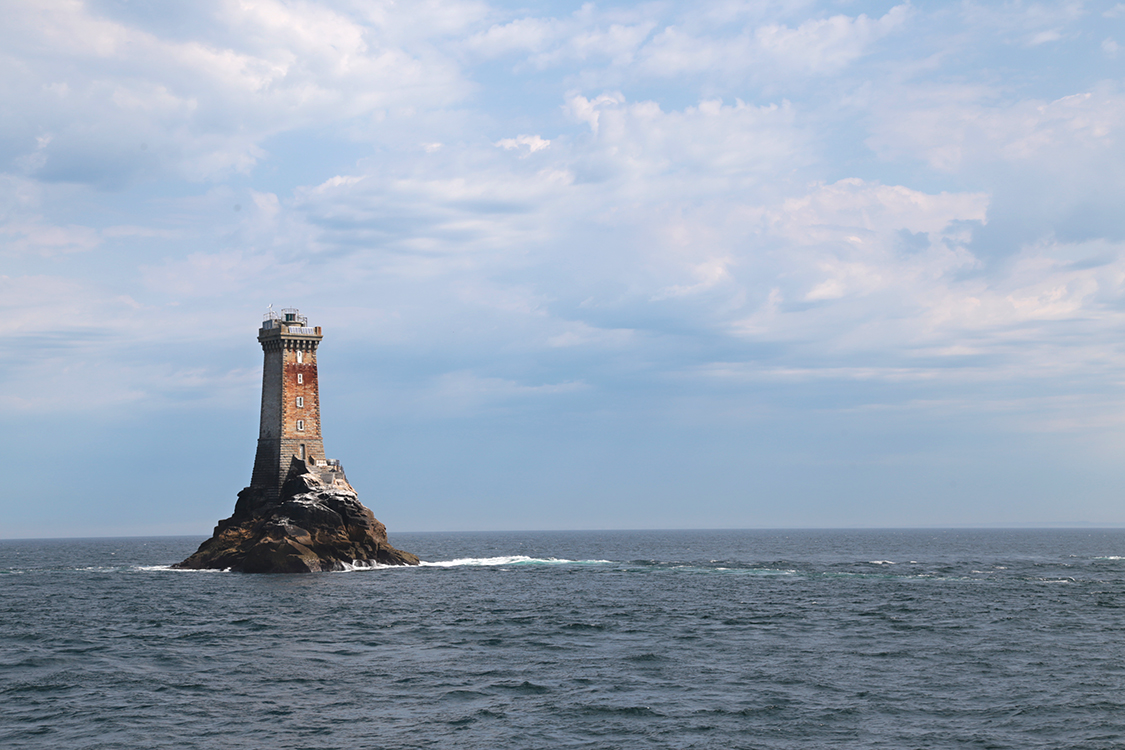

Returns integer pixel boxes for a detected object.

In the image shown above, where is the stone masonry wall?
[250,326,325,499]
[281,344,325,464]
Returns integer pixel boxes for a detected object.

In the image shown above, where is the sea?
[3,529,1125,749]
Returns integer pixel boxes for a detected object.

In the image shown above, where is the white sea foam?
[869,560,895,565]
[712,567,797,576]
[338,560,401,572]
[420,556,611,567]
[124,558,618,574]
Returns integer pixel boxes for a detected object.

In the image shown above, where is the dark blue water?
[3,529,1125,749]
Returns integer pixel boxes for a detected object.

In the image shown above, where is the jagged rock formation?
[175,459,419,573]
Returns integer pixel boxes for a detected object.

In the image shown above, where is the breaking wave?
[419,555,613,568]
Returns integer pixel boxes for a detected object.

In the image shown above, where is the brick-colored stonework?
[250,309,331,502]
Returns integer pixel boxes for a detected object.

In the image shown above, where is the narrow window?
[299,444,306,460]
[296,419,305,431]
[296,396,304,408]
[296,350,304,364]
[297,373,303,384]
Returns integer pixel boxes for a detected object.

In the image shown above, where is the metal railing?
[263,307,310,329]
[281,308,308,326]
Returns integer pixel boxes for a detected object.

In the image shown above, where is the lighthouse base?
[174,459,419,573]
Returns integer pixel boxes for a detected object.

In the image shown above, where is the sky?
[4,0,1125,538]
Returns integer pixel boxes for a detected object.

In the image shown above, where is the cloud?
[466,16,557,56]
[465,7,656,68]
[8,0,1125,530]
[282,88,1037,391]
[466,2,908,85]
[867,83,1125,257]
[412,370,588,416]
[563,93,808,187]
[563,92,625,134]
[141,249,283,297]
[868,87,1125,172]
[620,4,909,80]
[287,76,1125,413]
[0,0,473,186]
[961,0,1083,47]
[0,221,100,256]
[495,134,551,156]
[0,273,217,411]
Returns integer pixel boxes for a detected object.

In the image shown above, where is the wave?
[338,561,404,571]
[50,558,614,574]
[419,556,612,568]
[15,556,1096,581]
[697,566,797,576]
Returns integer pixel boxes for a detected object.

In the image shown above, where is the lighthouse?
[249,307,333,503]
[174,306,420,571]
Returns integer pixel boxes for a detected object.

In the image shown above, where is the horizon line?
[5,523,1125,542]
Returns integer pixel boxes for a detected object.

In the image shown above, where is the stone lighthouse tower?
[249,307,331,503]
[174,306,420,572]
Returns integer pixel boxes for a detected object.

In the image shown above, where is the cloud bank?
[3,0,1125,535]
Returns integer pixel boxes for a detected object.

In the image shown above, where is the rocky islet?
[175,308,418,573]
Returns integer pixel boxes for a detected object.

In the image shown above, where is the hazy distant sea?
[3,529,1125,749]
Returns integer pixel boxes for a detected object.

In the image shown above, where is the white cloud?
[563,91,625,134]
[0,0,474,185]
[1027,29,1062,45]
[467,16,557,56]
[564,93,807,187]
[0,272,260,412]
[961,0,1083,47]
[867,87,1125,172]
[652,258,734,300]
[0,221,100,256]
[465,8,655,68]
[495,134,551,156]
[637,4,908,78]
[465,2,907,82]
[532,20,657,68]
[141,249,282,297]
[753,5,909,74]
[283,89,1046,387]
[547,321,634,348]
[400,370,588,417]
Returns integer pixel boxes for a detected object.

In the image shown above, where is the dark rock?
[175,459,419,573]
